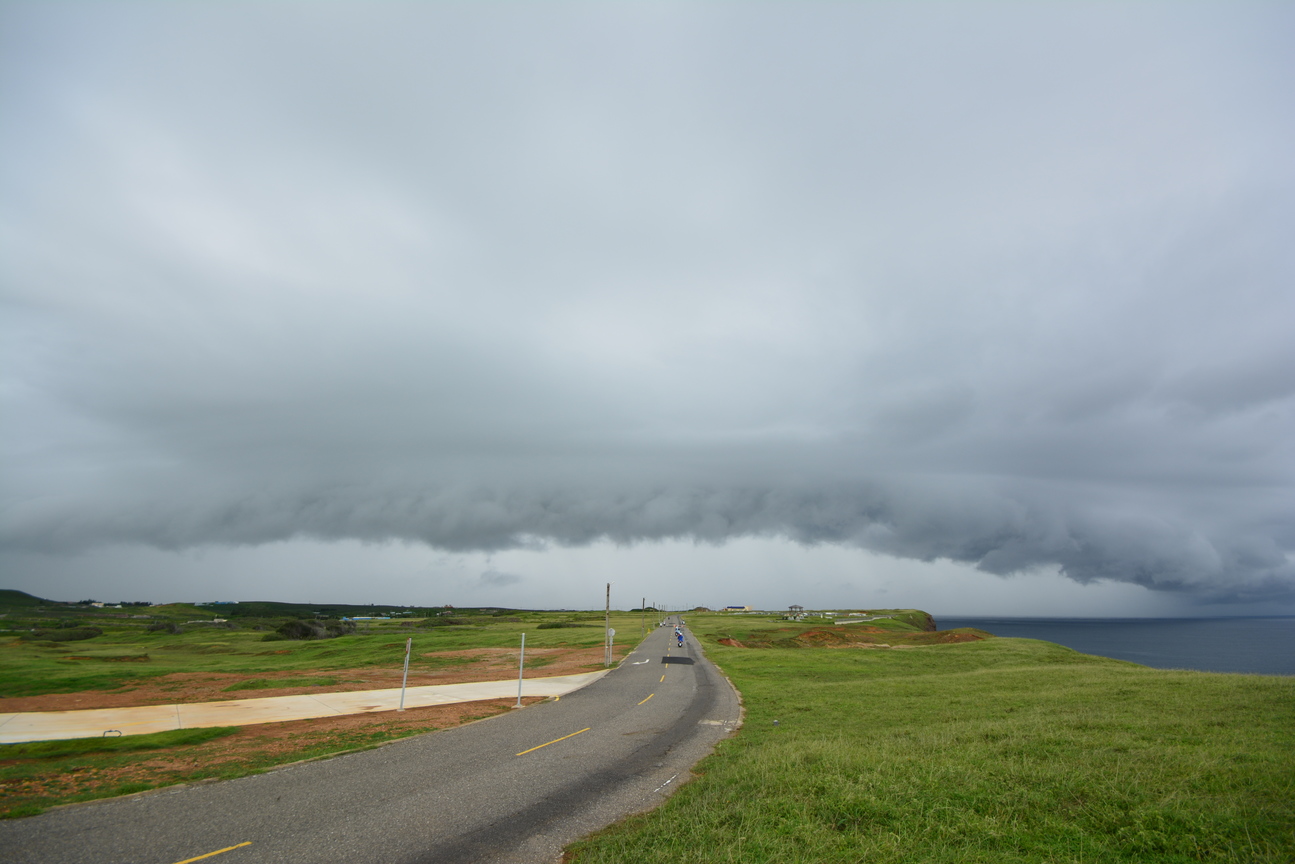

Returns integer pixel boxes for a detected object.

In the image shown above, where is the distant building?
[724,605,752,612]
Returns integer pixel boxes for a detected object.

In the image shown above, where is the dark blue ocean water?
[934,616,1295,676]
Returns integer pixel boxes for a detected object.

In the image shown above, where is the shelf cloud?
[2,3,1292,606]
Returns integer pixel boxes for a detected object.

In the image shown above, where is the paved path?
[1,618,742,864]
[0,672,607,744]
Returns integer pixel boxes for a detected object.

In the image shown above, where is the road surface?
[2,617,741,864]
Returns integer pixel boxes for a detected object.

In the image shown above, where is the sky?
[2,2,1293,616]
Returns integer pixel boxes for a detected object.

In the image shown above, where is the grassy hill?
[0,589,48,610]
[567,610,1294,864]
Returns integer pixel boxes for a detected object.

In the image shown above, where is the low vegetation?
[566,611,1295,864]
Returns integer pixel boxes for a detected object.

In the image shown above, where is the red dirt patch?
[0,645,618,713]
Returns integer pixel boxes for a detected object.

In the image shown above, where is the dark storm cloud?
[2,3,1293,603]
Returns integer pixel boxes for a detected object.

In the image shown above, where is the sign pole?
[398,637,412,711]
[515,632,525,708]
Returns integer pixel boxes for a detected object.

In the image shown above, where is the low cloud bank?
[5,475,1290,603]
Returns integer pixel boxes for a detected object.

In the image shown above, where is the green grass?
[567,615,1295,864]
[2,727,237,759]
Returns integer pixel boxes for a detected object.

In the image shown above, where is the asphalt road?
[2,618,742,864]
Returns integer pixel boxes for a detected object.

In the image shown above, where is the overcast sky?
[2,2,1292,616]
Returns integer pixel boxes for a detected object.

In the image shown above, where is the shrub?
[270,618,357,641]
[20,627,103,642]
[422,617,470,627]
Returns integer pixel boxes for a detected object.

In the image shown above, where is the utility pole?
[641,596,646,638]
[604,582,611,667]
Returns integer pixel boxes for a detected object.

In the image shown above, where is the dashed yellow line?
[638,693,654,705]
[172,842,251,864]
[516,727,591,756]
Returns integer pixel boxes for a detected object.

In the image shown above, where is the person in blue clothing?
[676,626,684,648]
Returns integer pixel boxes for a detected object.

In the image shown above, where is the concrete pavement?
[0,671,607,744]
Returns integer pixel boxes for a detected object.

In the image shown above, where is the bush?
[537,622,595,629]
[20,627,103,642]
[421,617,470,627]
[270,618,357,641]
[145,622,183,635]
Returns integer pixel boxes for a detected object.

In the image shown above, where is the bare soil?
[0,646,612,713]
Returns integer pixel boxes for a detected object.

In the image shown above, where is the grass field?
[566,611,1295,864]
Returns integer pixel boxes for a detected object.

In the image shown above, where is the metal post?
[641,596,645,639]
[605,582,611,667]
[398,637,412,711]
[515,632,525,708]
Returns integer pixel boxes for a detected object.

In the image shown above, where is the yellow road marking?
[516,727,591,756]
[660,674,666,682]
[172,842,251,864]
[638,693,654,705]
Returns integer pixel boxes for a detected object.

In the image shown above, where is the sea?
[934,616,1295,676]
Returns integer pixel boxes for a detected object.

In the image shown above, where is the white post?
[515,632,525,708]
[398,637,412,711]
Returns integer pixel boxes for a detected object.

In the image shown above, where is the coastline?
[935,615,1295,676]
